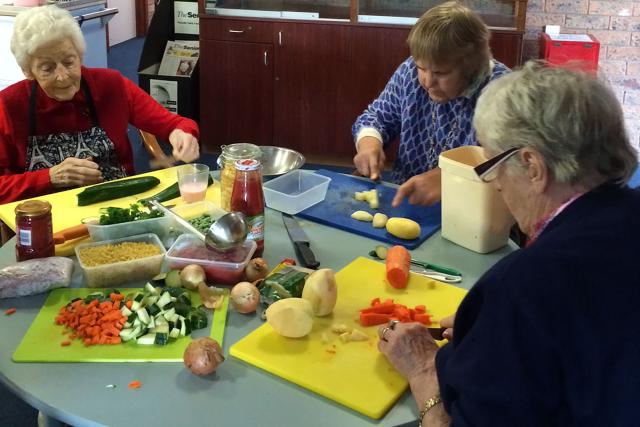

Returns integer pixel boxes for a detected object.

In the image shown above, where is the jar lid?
[234,159,261,171]
[15,200,52,217]
[221,143,262,162]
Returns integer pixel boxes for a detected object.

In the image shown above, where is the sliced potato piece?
[301,268,338,316]
[351,210,374,221]
[386,217,421,240]
[372,213,388,228]
[331,323,351,334]
[354,191,367,201]
[265,298,314,338]
[366,189,379,209]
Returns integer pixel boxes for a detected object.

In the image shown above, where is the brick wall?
[522,0,640,152]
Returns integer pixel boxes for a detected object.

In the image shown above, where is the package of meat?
[0,257,74,299]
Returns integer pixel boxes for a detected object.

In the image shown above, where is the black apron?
[25,78,127,181]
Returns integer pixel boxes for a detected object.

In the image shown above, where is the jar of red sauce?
[15,200,54,261]
[230,159,265,257]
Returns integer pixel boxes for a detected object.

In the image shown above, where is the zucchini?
[77,176,161,206]
[140,175,214,205]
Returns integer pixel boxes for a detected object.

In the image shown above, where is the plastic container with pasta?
[75,233,165,288]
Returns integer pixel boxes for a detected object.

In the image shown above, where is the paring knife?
[282,213,320,269]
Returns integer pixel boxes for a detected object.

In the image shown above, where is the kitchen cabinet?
[199,15,523,160]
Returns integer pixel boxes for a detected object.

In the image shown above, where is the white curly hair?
[10,5,85,73]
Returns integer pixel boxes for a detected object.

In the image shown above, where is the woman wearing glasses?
[352,1,509,206]
[377,62,640,426]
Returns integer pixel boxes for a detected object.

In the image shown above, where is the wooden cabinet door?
[199,40,274,153]
[272,22,351,157]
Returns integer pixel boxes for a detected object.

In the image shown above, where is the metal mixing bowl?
[259,146,305,176]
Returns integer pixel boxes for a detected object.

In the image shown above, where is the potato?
[354,191,367,201]
[386,217,421,240]
[372,213,388,228]
[351,210,373,221]
[366,190,379,209]
[265,298,314,338]
[302,268,337,316]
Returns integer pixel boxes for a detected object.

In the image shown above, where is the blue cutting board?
[296,170,441,249]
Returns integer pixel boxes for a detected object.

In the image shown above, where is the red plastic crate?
[540,33,600,73]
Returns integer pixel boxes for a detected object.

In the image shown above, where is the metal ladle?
[149,200,248,251]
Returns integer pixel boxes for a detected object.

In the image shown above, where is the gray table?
[0,207,517,427]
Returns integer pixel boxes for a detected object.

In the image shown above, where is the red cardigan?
[0,67,199,204]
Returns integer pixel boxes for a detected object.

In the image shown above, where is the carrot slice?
[60,340,71,346]
[360,312,392,326]
[4,308,16,315]
[386,246,411,289]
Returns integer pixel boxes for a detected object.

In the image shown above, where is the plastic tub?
[263,170,331,214]
[75,233,165,288]
[438,146,515,253]
[86,216,172,246]
[165,234,257,284]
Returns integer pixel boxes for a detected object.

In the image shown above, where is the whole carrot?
[386,245,411,289]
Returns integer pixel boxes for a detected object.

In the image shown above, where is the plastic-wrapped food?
[0,257,74,299]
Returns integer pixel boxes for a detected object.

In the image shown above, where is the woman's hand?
[392,168,442,207]
[440,314,455,341]
[354,137,385,181]
[49,157,102,189]
[378,322,439,380]
[168,129,200,163]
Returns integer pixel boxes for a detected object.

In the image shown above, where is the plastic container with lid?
[217,143,262,211]
[166,233,257,284]
[15,200,54,261]
[75,233,165,288]
[263,170,331,214]
[438,146,515,253]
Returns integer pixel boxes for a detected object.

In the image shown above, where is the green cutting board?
[13,287,229,363]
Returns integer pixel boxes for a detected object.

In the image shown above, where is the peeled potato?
[266,298,314,338]
[351,210,373,221]
[366,190,379,209]
[302,268,337,316]
[354,191,367,201]
[372,213,388,228]
[386,217,421,239]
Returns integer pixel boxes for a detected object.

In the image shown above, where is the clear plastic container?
[262,170,331,214]
[438,146,515,253]
[75,233,166,288]
[85,216,172,246]
[165,234,257,284]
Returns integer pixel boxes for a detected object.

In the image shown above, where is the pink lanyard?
[526,193,584,246]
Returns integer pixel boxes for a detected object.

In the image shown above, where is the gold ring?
[388,319,400,330]
[380,326,391,342]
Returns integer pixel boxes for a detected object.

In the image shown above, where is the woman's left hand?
[378,322,440,380]
[392,168,442,207]
[168,129,200,163]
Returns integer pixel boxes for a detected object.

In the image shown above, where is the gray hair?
[10,5,85,73]
[473,61,637,187]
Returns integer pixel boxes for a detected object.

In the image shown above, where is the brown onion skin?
[183,337,225,376]
[230,281,260,314]
[244,258,269,282]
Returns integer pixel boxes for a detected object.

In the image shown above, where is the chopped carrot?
[110,293,124,301]
[359,312,392,326]
[60,340,71,346]
[4,308,16,316]
[370,297,381,306]
[125,300,133,310]
[386,245,411,289]
[128,380,142,389]
[360,302,395,315]
[414,313,432,325]
[358,298,432,327]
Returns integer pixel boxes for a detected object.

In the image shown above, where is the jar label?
[246,214,265,242]
[17,227,32,247]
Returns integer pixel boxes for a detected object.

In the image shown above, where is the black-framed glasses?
[474,147,520,182]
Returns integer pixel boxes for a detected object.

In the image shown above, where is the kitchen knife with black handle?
[282,213,320,269]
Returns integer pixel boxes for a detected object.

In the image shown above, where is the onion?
[180,264,206,290]
[183,337,224,376]
[230,281,260,314]
[244,258,269,282]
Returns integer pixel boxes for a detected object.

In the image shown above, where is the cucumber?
[139,175,214,205]
[77,176,161,206]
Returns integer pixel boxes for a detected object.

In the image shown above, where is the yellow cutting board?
[13,287,229,363]
[230,257,467,419]
[0,168,222,256]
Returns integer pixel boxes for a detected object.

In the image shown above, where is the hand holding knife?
[282,213,320,269]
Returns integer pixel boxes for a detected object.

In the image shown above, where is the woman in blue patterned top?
[352,1,509,206]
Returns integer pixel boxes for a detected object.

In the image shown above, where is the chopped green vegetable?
[98,203,163,225]
[188,214,215,234]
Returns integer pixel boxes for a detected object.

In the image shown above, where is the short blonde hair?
[10,5,85,73]
[474,61,637,187]
[407,1,491,80]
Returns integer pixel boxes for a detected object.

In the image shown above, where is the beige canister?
[438,146,515,253]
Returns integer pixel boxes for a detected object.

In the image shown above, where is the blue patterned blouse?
[352,58,510,184]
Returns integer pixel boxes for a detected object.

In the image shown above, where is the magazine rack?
[138,0,200,120]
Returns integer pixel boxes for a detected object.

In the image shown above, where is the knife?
[282,213,320,269]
